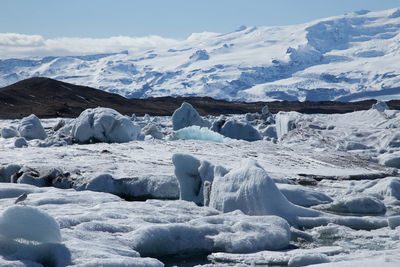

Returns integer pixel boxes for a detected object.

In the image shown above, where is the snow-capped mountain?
[2,8,400,102]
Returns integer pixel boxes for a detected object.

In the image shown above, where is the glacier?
[2,8,400,102]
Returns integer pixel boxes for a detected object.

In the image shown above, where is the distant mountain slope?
[1,77,399,119]
[2,8,400,102]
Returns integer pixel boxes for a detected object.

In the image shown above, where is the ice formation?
[208,159,322,225]
[1,127,19,138]
[14,137,28,148]
[210,115,227,133]
[379,153,400,168]
[275,112,299,139]
[172,153,214,205]
[17,114,47,140]
[362,177,400,203]
[171,102,211,130]
[372,100,389,112]
[261,125,278,139]
[219,119,261,141]
[323,195,386,215]
[130,210,291,256]
[71,107,141,143]
[262,104,270,116]
[277,184,333,207]
[170,125,228,143]
[142,123,163,139]
[0,164,21,183]
[0,206,62,243]
[84,173,179,200]
[287,253,329,266]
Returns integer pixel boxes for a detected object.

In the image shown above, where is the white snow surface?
[2,8,400,102]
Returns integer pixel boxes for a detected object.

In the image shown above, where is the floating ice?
[345,141,372,150]
[85,173,179,200]
[71,107,141,143]
[372,100,389,112]
[1,127,19,138]
[17,114,47,140]
[387,216,400,229]
[170,126,228,143]
[262,104,270,115]
[172,153,216,205]
[297,216,388,230]
[0,206,62,243]
[275,112,300,139]
[288,253,329,266]
[142,123,163,139]
[209,159,321,225]
[379,153,400,168]
[0,183,42,198]
[209,246,342,266]
[130,210,290,256]
[261,125,278,139]
[0,184,293,264]
[324,195,386,215]
[210,115,226,133]
[363,177,400,203]
[277,184,333,207]
[220,119,261,141]
[14,137,28,148]
[172,102,211,130]
[245,112,259,122]
[0,164,21,183]
[78,257,163,267]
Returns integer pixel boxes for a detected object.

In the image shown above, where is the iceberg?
[71,107,141,143]
[17,114,47,140]
[170,125,228,143]
[171,102,210,130]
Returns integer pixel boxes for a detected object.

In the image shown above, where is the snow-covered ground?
[2,8,400,102]
[1,103,400,266]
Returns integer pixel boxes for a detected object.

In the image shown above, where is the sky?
[1,0,400,39]
[0,0,399,59]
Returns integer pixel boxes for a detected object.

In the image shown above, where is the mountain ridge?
[1,77,399,119]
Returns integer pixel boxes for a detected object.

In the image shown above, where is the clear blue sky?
[1,0,400,39]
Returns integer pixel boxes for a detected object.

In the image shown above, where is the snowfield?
[2,8,400,102]
[1,103,400,266]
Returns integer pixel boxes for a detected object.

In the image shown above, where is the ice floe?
[172,102,210,130]
[71,107,141,143]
